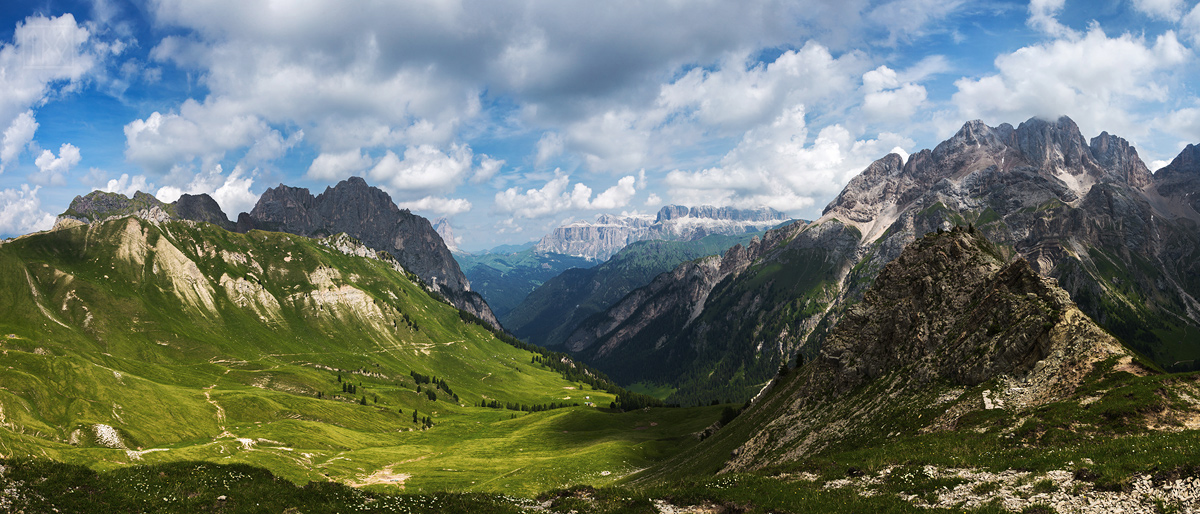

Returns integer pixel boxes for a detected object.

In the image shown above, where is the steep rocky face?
[722,229,1130,472]
[503,232,762,348]
[1152,144,1200,219]
[432,218,460,254]
[572,116,1200,404]
[238,177,499,328]
[534,205,788,261]
[174,194,235,231]
[58,190,232,230]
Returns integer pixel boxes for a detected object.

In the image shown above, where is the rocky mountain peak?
[175,194,234,230]
[238,176,499,328]
[58,190,231,230]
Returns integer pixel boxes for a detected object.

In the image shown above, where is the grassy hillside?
[0,217,715,493]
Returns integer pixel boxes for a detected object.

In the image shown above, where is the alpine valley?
[2,117,1200,514]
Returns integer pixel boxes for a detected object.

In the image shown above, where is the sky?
[2,0,1200,250]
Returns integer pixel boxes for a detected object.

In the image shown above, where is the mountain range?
[563,116,1200,405]
[534,205,790,261]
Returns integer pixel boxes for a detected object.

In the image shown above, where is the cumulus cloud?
[665,103,911,213]
[861,65,928,122]
[33,143,81,185]
[124,99,289,174]
[494,172,639,218]
[368,144,474,194]
[1,111,38,173]
[306,148,374,180]
[0,185,55,237]
[953,26,1189,140]
[396,196,473,216]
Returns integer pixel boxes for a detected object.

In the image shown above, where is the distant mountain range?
[534,205,790,261]
[566,116,1200,405]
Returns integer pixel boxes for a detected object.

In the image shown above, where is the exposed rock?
[56,190,234,229]
[237,177,498,328]
[534,205,789,261]
[174,194,235,231]
[723,229,1129,472]
[433,218,461,254]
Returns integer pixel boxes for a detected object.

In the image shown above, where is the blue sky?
[2,0,1200,250]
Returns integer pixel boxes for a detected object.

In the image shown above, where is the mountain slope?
[235,176,499,328]
[642,229,1197,487]
[504,232,763,348]
[0,215,697,492]
[568,116,1200,404]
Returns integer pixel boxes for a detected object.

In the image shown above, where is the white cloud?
[665,103,911,214]
[494,172,639,218]
[0,14,94,133]
[1183,4,1200,45]
[1133,0,1185,21]
[97,173,152,196]
[368,144,474,194]
[306,148,374,180]
[645,193,663,207]
[865,0,966,45]
[861,66,928,122]
[590,175,638,210]
[535,132,563,168]
[124,99,287,174]
[33,143,81,185]
[472,155,503,184]
[396,196,473,216]
[953,26,1189,140]
[155,164,258,216]
[1028,0,1073,37]
[1,111,38,172]
[0,185,55,236]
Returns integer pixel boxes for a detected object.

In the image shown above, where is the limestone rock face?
[238,177,499,328]
[534,205,789,261]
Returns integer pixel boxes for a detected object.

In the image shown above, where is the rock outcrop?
[57,190,234,230]
[534,205,789,261]
[236,177,498,328]
[722,228,1131,472]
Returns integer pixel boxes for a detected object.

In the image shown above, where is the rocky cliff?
[236,177,499,328]
[57,190,234,231]
[569,116,1200,404]
[534,205,788,261]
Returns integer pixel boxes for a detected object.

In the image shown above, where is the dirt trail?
[204,387,226,429]
[346,465,412,489]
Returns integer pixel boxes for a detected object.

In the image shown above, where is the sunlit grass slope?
[0,217,716,493]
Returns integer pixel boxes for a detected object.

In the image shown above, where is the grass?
[0,217,720,495]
